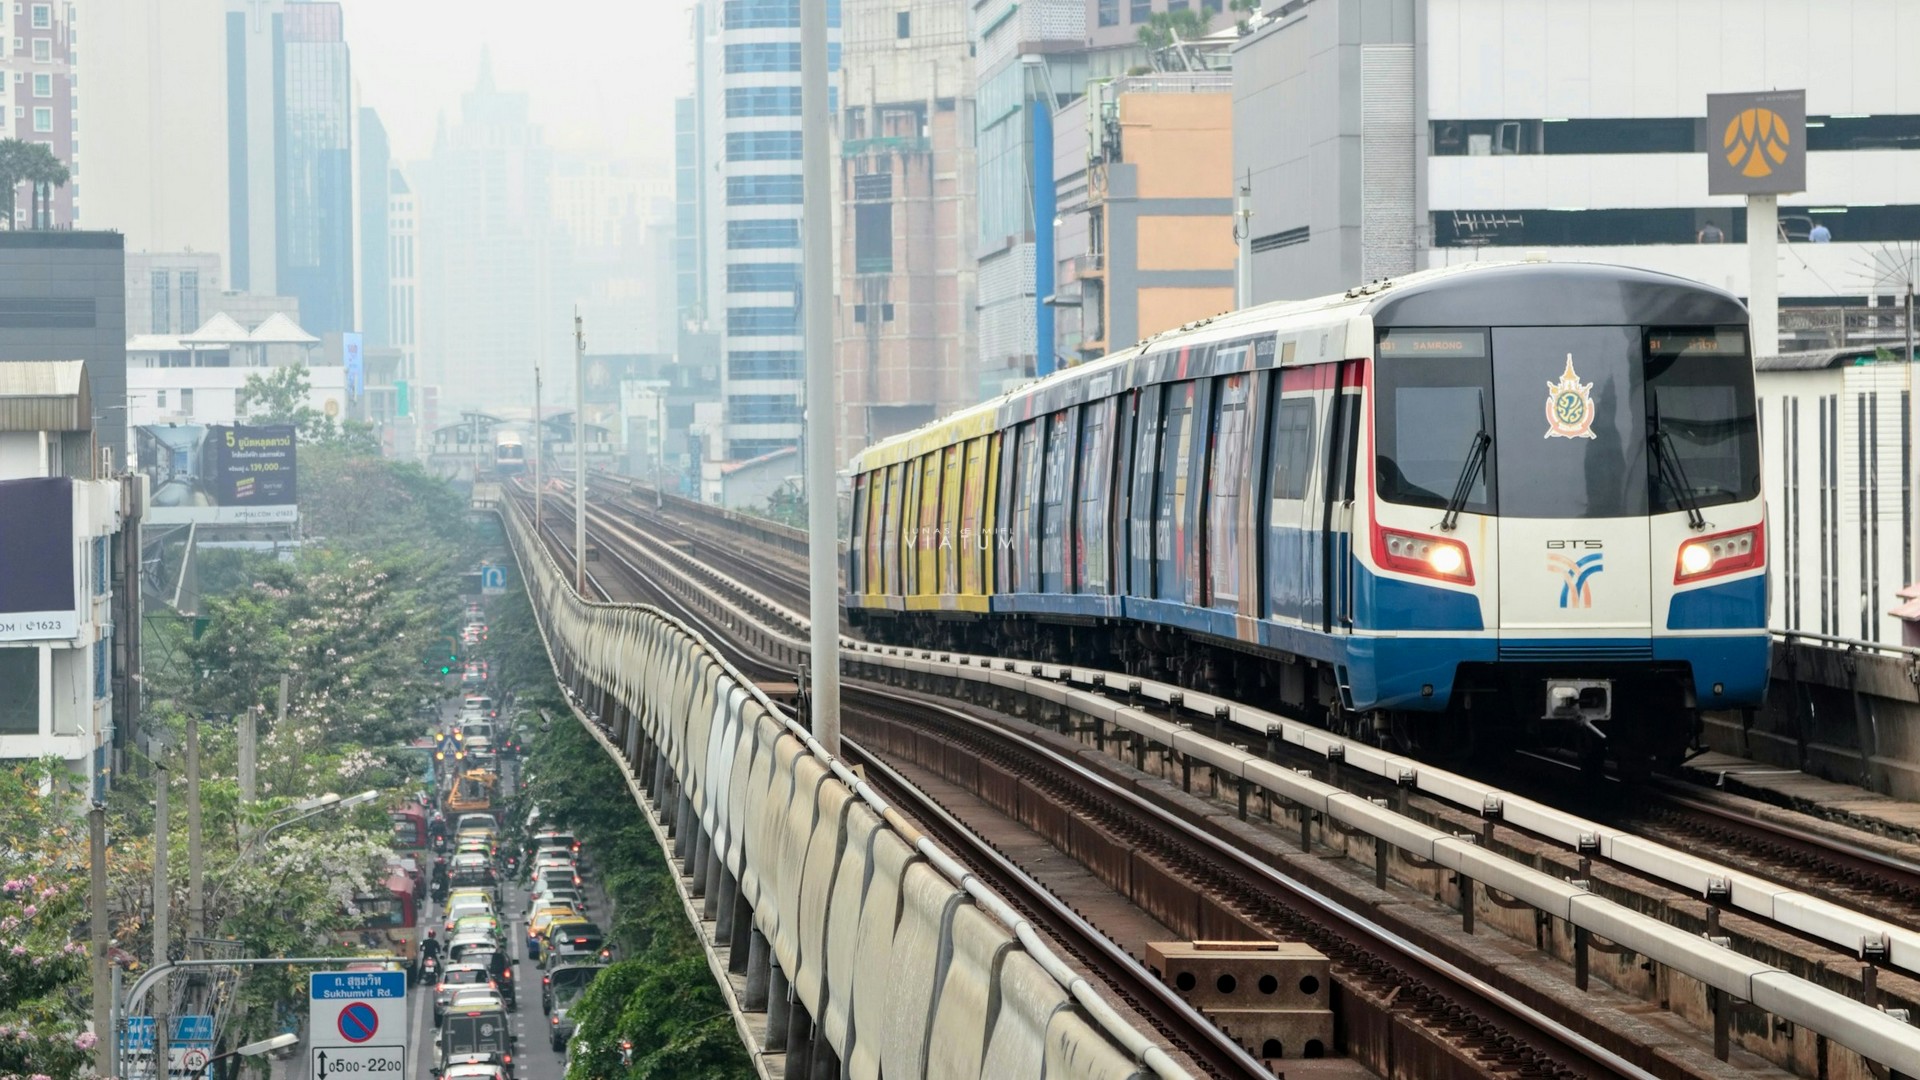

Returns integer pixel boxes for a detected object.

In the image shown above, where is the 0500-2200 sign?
[313,1051,404,1076]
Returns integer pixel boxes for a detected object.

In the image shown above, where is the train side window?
[849,473,867,595]
[1041,409,1076,593]
[996,429,1018,591]
[1129,384,1163,596]
[960,437,988,595]
[984,432,1003,595]
[1015,422,1042,592]
[1076,397,1116,594]
[1155,381,1196,602]
[1208,373,1252,610]
[917,453,941,595]
[865,469,886,592]
[941,444,963,594]
[901,461,921,594]
[883,464,905,596]
[1272,399,1315,500]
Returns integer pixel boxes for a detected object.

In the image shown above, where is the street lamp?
[206,1032,299,1066]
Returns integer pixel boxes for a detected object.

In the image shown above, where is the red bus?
[335,872,420,960]
[391,804,429,859]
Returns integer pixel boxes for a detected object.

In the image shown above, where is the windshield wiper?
[1440,430,1491,532]
[1650,419,1706,530]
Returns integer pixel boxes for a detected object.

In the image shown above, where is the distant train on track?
[844,262,1769,774]
[495,430,527,476]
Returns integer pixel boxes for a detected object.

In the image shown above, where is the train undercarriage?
[850,609,1703,780]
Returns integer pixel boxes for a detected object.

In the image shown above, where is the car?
[532,867,581,895]
[452,943,517,1007]
[544,964,605,1050]
[441,1062,508,1080]
[527,884,588,915]
[443,900,494,930]
[435,1006,516,1079]
[450,912,504,945]
[457,814,499,837]
[463,721,495,744]
[531,842,581,871]
[531,829,579,853]
[525,905,583,959]
[541,921,608,969]
[447,986,506,1014]
[446,888,493,912]
[434,964,494,1025]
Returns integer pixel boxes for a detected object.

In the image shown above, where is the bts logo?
[1549,551,1604,609]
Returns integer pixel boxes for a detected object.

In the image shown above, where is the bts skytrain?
[844,262,1768,773]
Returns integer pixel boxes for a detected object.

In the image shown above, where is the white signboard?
[308,970,407,1055]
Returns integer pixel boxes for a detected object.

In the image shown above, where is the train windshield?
[1644,328,1760,513]
[1375,326,1757,519]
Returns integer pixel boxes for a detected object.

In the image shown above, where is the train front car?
[1360,263,1767,772]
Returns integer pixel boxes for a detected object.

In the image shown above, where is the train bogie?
[846,263,1771,775]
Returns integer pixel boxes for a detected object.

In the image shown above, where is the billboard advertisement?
[137,424,299,525]
[0,476,76,641]
[1707,90,1806,196]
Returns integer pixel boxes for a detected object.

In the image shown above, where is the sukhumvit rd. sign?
[1707,90,1806,196]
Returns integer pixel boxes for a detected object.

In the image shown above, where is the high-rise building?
[834,0,976,462]
[225,0,285,295]
[84,0,230,257]
[388,169,420,386]
[278,1,354,335]
[698,0,840,465]
[125,253,222,338]
[359,109,392,348]
[5,0,78,228]
[972,0,1200,390]
[418,55,559,416]
[0,232,127,461]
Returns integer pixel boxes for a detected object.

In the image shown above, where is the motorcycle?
[419,953,439,984]
[430,878,448,904]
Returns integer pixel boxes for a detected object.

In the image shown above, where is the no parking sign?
[309,970,406,1076]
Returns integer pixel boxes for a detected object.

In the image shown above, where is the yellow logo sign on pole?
[1722,107,1791,179]
[1706,90,1805,195]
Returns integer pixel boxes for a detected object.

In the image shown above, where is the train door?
[883,464,905,600]
[917,452,941,598]
[1128,385,1163,597]
[940,444,963,596]
[1489,326,1651,640]
[901,462,921,597]
[849,473,867,598]
[1321,362,1363,632]
[1040,409,1077,594]
[961,437,988,597]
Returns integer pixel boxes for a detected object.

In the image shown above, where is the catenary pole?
[535,365,544,528]
[89,806,111,1078]
[802,0,839,755]
[186,716,204,953]
[152,758,169,1074]
[575,311,587,595]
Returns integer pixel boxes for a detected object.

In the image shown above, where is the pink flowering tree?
[0,761,96,1080]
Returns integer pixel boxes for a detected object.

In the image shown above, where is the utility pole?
[574,310,587,595]
[654,392,665,510]
[535,365,544,528]
[152,757,170,1076]
[89,806,112,1078]
[186,716,204,955]
[801,0,839,756]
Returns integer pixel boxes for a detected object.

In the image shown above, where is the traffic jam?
[401,604,609,1079]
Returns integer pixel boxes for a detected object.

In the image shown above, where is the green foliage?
[1137,7,1210,50]
[0,138,69,229]
[0,760,93,1079]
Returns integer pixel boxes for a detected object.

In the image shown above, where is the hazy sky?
[335,0,692,169]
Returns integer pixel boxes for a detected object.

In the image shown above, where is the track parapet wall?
[498,495,1188,1080]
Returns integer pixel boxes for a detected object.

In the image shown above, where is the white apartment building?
[0,362,138,792]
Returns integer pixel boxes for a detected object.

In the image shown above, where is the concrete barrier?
[496,496,1186,1079]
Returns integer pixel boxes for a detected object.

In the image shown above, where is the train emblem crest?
[1549,552,1603,608]
[1544,355,1596,440]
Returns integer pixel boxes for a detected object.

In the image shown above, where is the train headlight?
[1374,526,1474,584]
[1678,543,1714,575]
[1427,544,1465,576]
[1674,526,1763,584]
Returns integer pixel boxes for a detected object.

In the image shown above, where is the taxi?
[525,904,583,960]
[450,912,505,945]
